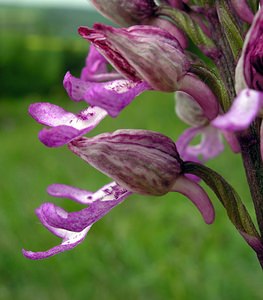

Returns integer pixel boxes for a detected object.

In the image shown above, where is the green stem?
[237,119,263,238]
[183,161,263,268]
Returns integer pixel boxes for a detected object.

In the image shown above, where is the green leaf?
[157,6,217,58]
[216,1,243,59]
[247,0,260,14]
[183,161,260,239]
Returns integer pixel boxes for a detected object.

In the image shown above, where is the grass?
[0,91,262,300]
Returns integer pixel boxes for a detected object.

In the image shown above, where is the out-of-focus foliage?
[0,5,112,98]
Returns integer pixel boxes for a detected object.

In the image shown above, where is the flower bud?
[90,0,157,26]
[79,24,190,92]
[69,130,183,196]
[235,8,263,92]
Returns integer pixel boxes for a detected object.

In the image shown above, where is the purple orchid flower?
[23,130,215,260]
[175,91,240,163]
[28,103,108,147]
[175,91,225,163]
[211,8,263,158]
[63,71,150,118]
[29,46,150,147]
[78,24,219,120]
[78,24,190,92]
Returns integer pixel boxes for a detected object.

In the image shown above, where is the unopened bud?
[69,130,183,196]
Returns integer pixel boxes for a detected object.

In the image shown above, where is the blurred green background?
[0,3,262,300]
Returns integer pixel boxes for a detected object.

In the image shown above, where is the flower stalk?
[237,121,263,238]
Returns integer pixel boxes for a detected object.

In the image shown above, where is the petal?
[81,45,108,81]
[172,175,215,224]
[176,126,202,162]
[83,79,151,117]
[23,182,131,260]
[40,183,131,232]
[177,73,219,120]
[22,212,92,260]
[47,184,94,204]
[187,126,224,162]
[146,17,188,49]
[29,103,107,147]
[175,91,207,127]
[63,71,91,101]
[222,131,241,153]
[81,46,123,82]
[212,89,263,131]
[64,72,150,117]
[79,24,190,91]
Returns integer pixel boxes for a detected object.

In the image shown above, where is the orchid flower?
[211,8,263,158]
[175,91,224,163]
[79,24,219,118]
[175,91,240,163]
[23,130,215,260]
[79,24,189,91]
[29,46,150,147]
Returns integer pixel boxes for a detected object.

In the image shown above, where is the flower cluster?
[23,0,263,265]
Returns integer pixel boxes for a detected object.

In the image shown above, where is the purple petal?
[187,126,224,162]
[47,184,93,204]
[212,89,263,131]
[81,45,108,81]
[176,127,202,162]
[175,91,207,127]
[40,183,131,232]
[22,218,91,260]
[178,73,219,120]
[29,103,107,147]
[23,182,131,260]
[176,125,224,162]
[222,131,241,153]
[83,79,151,117]
[81,46,123,82]
[172,175,215,224]
[63,71,91,101]
[64,72,150,117]
[79,24,190,92]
